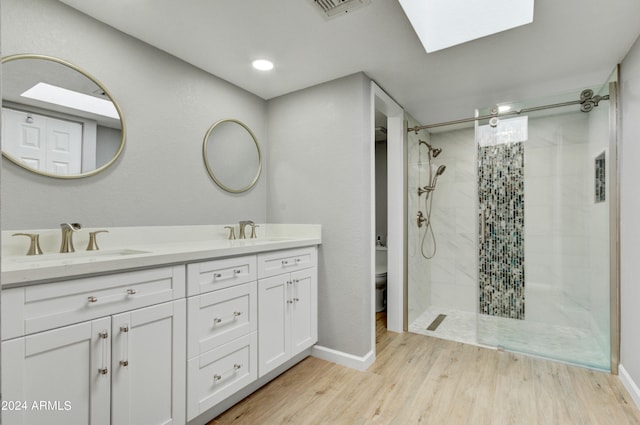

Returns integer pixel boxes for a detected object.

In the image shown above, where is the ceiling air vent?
[313,0,371,18]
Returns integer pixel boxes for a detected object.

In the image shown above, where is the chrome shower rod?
[407,90,610,133]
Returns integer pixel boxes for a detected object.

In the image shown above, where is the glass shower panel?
[475,85,612,370]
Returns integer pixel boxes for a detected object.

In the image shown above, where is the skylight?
[21,82,119,119]
[398,0,534,53]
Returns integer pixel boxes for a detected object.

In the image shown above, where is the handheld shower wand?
[418,165,447,195]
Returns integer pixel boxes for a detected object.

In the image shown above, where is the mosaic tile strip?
[595,152,606,203]
[478,141,525,320]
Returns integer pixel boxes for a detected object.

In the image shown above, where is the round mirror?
[1,54,125,178]
[203,119,262,193]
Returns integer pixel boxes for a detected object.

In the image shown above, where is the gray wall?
[266,73,373,357]
[620,34,640,390]
[1,0,267,229]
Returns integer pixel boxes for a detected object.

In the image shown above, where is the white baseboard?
[619,364,640,409]
[311,345,375,371]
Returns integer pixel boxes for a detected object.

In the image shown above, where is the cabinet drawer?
[2,265,185,340]
[187,282,257,359]
[187,255,257,296]
[187,332,257,421]
[257,246,317,279]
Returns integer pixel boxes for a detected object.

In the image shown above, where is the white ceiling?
[58,0,640,126]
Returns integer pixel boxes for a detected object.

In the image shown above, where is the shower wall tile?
[431,258,456,283]
[524,148,554,177]
[525,112,592,320]
[408,125,478,319]
[455,158,476,182]
[455,209,476,234]
[478,140,526,320]
[431,281,477,312]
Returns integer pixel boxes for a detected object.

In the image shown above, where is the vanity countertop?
[1,224,321,287]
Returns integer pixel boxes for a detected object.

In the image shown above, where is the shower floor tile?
[409,306,610,370]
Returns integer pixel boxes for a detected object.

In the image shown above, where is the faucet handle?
[86,230,109,251]
[249,224,259,239]
[12,233,43,256]
[224,226,236,240]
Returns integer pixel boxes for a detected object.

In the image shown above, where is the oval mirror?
[1,54,125,178]
[203,119,262,193]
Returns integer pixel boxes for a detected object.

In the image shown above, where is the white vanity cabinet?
[2,317,111,425]
[186,256,259,421]
[1,266,186,425]
[257,247,318,377]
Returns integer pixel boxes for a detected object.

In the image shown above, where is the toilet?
[375,247,388,312]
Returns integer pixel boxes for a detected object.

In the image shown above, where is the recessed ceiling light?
[398,0,534,53]
[21,82,119,119]
[252,59,274,71]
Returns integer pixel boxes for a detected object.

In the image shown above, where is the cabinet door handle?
[119,325,129,368]
[98,330,109,376]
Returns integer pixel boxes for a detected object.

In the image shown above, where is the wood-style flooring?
[210,312,640,425]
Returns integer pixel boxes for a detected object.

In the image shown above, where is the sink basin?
[6,249,150,265]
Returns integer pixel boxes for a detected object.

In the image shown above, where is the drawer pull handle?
[213,363,242,382]
[282,260,290,266]
[295,258,301,263]
[120,360,129,367]
[294,298,300,302]
[213,311,242,326]
[88,296,98,303]
[213,270,241,280]
[287,300,293,304]
[287,280,292,285]
[126,289,137,295]
[98,368,109,375]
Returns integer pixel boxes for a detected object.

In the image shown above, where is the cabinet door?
[111,300,186,425]
[1,318,111,425]
[258,274,290,377]
[290,268,318,354]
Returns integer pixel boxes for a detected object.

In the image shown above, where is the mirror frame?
[202,118,262,193]
[1,54,126,179]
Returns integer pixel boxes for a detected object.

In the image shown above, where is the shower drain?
[427,314,447,331]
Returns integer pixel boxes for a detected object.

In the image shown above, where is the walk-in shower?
[406,71,619,372]
[416,140,446,259]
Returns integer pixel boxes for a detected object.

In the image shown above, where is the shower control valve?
[417,211,427,228]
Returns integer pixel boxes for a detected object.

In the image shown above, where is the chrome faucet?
[238,220,254,239]
[60,223,82,253]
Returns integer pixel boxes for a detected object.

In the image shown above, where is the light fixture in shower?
[398,0,535,53]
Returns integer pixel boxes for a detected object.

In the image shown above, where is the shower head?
[435,164,446,176]
[419,140,443,158]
